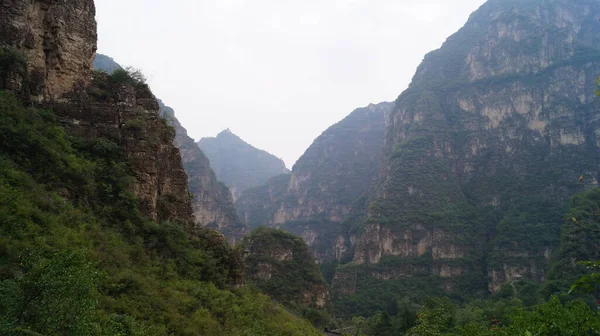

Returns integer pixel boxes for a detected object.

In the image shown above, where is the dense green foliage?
[350,293,600,335]
[0,91,320,335]
[109,67,148,89]
[545,188,600,297]
[242,227,333,328]
[403,296,600,336]
[0,47,26,79]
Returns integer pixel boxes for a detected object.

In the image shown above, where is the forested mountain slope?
[0,1,319,334]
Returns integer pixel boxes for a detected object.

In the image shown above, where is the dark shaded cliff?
[199,129,289,201]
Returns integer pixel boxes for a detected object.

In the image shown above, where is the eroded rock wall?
[237,102,392,262]
[356,0,600,295]
[0,0,97,101]
[160,102,249,243]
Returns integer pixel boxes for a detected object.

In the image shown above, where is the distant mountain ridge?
[92,54,122,73]
[198,129,290,201]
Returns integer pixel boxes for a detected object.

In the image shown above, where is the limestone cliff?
[198,129,289,201]
[236,102,391,262]
[343,0,600,308]
[92,53,248,243]
[160,103,249,243]
[0,0,97,102]
[55,74,194,223]
[0,1,194,224]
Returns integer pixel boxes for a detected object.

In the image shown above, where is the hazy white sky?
[95,0,486,168]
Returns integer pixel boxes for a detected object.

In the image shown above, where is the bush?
[0,47,27,77]
[109,67,148,89]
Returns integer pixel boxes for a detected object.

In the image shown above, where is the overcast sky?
[95,0,486,168]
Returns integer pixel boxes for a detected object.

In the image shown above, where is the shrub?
[0,47,26,77]
[109,67,148,89]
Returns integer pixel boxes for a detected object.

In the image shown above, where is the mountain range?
[2,0,600,334]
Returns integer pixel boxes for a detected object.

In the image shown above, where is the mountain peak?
[219,128,233,135]
[198,132,289,200]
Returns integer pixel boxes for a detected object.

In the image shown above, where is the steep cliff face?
[160,103,249,243]
[0,3,327,334]
[0,0,97,102]
[237,102,391,262]
[198,129,289,201]
[54,75,194,223]
[345,0,600,308]
[92,54,248,243]
[0,3,194,224]
[241,227,331,311]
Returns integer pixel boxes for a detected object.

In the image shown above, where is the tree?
[0,251,100,335]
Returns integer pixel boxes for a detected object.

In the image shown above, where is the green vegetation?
[0,91,320,335]
[0,47,26,79]
[241,227,334,328]
[109,67,148,89]
[402,296,600,336]
[349,291,600,335]
[545,188,600,295]
[341,188,600,335]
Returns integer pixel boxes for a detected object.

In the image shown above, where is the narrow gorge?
[237,0,600,321]
[2,0,600,334]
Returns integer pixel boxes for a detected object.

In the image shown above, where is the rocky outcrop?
[0,0,97,102]
[160,103,249,243]
[241,227,331,310]
[198,129,289,201]
[0,3,194,224]
[92,54,247,242]
[53,73,194,223]
[237,102,391,262]
[352,0,600,298]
